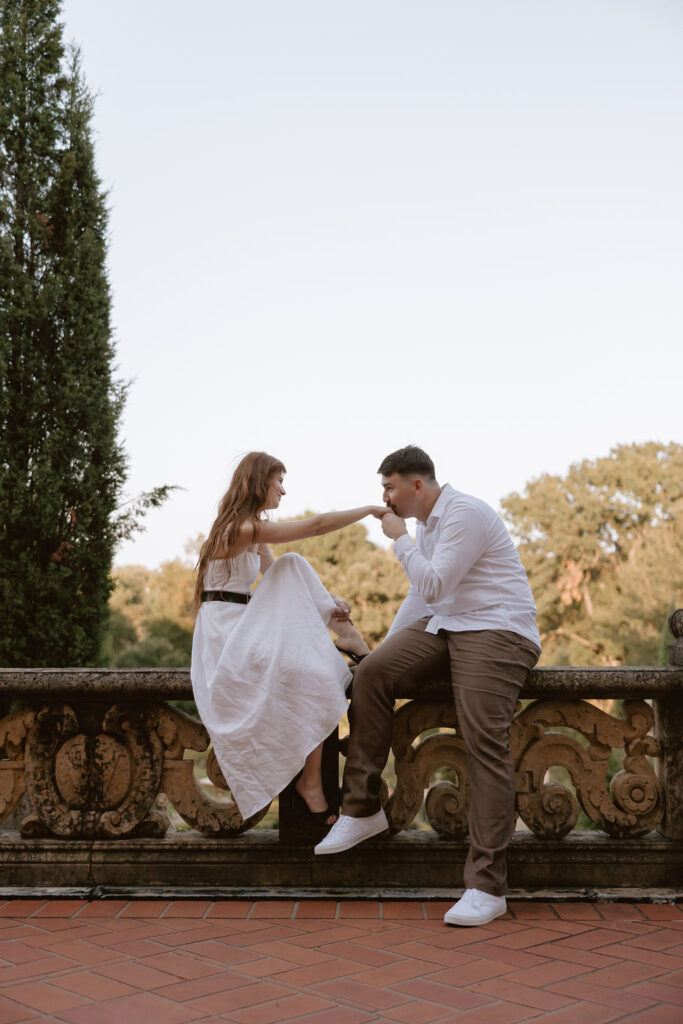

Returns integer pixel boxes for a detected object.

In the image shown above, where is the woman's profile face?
[264,471,286,511]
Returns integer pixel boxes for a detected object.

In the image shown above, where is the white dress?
[190,550,351,820]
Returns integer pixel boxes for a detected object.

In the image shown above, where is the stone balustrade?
[0,611,681,891]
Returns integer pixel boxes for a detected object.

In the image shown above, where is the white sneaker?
[313,809,388,855]
[443,888,507,927]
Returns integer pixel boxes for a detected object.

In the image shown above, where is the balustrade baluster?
[655,610,683,841]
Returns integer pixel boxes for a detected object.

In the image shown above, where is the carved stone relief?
[0,700,270,840]
[0,691,664,843]
[0,709,35,824]
[385,701,469,838]
[513,698,662,838]
[157,705,270,835]
[21,703,165,838]
[386,697,663,840]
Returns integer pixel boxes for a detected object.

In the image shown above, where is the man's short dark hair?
[377,445,436,481]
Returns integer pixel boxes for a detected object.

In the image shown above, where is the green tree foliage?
[0,1,170,666]
[501,442,683,666]
[101,561,195,668]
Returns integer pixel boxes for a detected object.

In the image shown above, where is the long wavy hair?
[192,452,286,613]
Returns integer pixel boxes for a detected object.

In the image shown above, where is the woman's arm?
[234,506,388,553]
[258,543,275,574]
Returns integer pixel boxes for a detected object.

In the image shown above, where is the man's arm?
[387,585,431,636]
[384,507,488,605]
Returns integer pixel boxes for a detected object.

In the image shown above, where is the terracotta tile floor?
[0,899,681,1022]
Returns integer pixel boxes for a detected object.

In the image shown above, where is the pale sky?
[59,0,682,567]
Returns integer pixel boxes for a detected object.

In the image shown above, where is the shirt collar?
[425,483,456,524]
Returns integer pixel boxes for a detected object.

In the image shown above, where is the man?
[315,446,541,927]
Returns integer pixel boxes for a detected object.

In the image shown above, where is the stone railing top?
[0,665,682,702]
[0,668,195,700]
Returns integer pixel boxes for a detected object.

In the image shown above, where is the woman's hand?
[331,595,351,616]
[331,595,352,622]
[369,505,392,519]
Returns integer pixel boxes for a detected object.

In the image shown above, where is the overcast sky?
[59,0,683,567]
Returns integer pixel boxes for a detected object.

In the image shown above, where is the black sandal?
[292,788,336,825]
[335,645,368,666]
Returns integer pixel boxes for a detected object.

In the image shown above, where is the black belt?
[201,590,251,604]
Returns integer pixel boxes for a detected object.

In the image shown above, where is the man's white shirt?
[389,484,541,649]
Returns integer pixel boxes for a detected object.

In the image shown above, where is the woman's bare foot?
[295,778,337,826]
[333,617,371,658]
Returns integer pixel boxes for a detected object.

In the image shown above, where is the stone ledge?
[0,885,680,902]
[1,829,681,890]
[1,665,682,700]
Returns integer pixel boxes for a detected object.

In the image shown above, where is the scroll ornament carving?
[386,697,662,840]
[669,608,683,665]
[513,699,662,839]
[0,709,35,823]
[0,701,270,839]
[386,701,469,838]
[21,703,166,838]
[156,706,270,835]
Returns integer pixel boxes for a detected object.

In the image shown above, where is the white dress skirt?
[190,550,351,820]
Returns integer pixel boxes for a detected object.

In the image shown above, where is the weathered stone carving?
[654,611,683,840]
[157,705,270,835]
[386,697,663,840]
[1,639,678,847]
[0,709,35,824]
[513,699,661,838]
[669,608,683,666]
[0,700,269,839]
[22,703,166,838]
[385,701,469,838]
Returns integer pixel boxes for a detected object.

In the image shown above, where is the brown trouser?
[341,618,540,896]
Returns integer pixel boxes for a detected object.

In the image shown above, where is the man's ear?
[413,476,423,495]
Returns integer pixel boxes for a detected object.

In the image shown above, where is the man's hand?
[381,511,408,541]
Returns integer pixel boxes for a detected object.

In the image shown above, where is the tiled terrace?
[0,898,682,1023]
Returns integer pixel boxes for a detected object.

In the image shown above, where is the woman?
[191,451,386,826]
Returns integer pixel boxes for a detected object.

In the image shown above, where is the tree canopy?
[500,442,682,665]
[0,0,171,666]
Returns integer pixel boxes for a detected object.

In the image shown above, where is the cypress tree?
[0,1,168,666]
